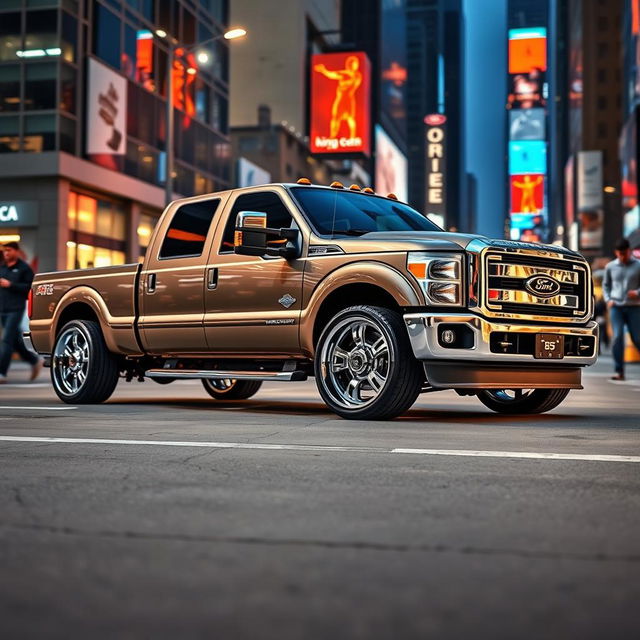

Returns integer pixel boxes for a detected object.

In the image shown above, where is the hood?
[326,231,490,254]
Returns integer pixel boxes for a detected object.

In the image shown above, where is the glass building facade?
[0,0,231,271]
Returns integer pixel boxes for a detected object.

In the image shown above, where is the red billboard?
[310,51,371,156]
[510,174,544,214]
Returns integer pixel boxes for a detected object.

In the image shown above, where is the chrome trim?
[145,369,307,381]
[464,239,593,323]
[403,312,598,366]
[487,289,580,309]
[488,261,579,284]
[22,332,36,353]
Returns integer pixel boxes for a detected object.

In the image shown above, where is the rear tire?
[314,305,424,420]
[476,388,570,414]
[51,319,119,404]
[202,378,262,400]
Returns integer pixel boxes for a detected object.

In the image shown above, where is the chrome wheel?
[483,389,536,403]
[52,325,90,397]
[203,378,236,392]
[319,316,391,410]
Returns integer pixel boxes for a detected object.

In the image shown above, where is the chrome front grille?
[483,252,589,320]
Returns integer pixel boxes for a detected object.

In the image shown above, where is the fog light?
[441,329,456,345]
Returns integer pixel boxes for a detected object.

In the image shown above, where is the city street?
[0,355,639,639]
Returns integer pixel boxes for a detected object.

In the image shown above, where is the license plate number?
[535,334,564,359]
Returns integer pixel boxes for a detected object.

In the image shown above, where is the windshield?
[289,187,442,237]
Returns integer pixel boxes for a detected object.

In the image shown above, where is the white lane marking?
[0,406,77,411]
[0,435,638,463]
[391,448,640,463]
[1,383,50,389]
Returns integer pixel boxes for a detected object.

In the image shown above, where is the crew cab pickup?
[27,181,598,419]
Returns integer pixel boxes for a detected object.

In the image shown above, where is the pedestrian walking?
[603,237,640,381]
[0,241,42,384]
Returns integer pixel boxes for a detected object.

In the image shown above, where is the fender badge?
[278,294,296,308]
[35,284,54,296]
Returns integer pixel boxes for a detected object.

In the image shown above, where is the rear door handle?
[207,268,218,290]
[146,273,156,293]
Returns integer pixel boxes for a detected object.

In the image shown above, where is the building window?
[597,68,607,83]
[597,42,608,58]
[598,16,608,31]
[0,115,20,153]
[93,2,121,69]
[25,9,59,53]
[597,95,607,110]
[67,190,128,269]
[597,122,607,138]
[137,211,158,260]
[60,64,76,113]
[25,63,57,110]
[60,115,76,153]
[24,113,55,151]
[61,11,77,63]
[0,65,20,112]
[0,12,21,62]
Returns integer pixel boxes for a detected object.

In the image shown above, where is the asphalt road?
[1,354,639,639]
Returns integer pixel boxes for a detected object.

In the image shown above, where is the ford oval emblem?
[524,275,561,298]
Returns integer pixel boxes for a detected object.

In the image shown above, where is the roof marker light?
[387,193,398,200]
[297,177,312,185]
[349,184,361,191]
[362,187,375,194]
[330,181,344,189]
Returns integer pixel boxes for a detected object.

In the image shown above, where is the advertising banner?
[510,174,544,214]
[87,58,127,156]
[576,150,604,250]
[423,114,447,223]
[509,141,547,175]
[509,108,545,140]
[375,125,407,202]
[310,51,371,156]
[508,27,547,74]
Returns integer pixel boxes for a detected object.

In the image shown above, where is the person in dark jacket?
[0,242,41,383]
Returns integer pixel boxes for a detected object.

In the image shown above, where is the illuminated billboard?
[510,174,544,214]
[310,51,371,156]
[509,141,547,175]
[375,125,407,202]
[509,108,545,140]
[508,71,546,110]
[508,27,547,73]
[424,114,447,225]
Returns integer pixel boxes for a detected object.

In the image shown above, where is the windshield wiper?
[330,228,371,236]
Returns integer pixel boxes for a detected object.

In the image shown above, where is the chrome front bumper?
[403,313,599,367]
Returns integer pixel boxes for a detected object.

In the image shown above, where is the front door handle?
[207,268,218,290]
[147,273,156,293]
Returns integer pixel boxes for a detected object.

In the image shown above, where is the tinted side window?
[159,199,219,259]
[220,192,293,252]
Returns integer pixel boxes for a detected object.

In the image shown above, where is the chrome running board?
[145,369,308,382]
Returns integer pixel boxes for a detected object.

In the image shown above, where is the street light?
[158,27,247,205]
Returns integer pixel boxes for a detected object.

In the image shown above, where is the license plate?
[535,333,564,359]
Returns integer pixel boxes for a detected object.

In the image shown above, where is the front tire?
[476,388,570,414]
[314,305,424,420]
[51,319,119,404]
[202,378,262,400]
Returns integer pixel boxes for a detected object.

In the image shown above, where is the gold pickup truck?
[26,181,598,420]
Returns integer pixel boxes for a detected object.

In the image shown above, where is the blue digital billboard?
[509,141,547,175]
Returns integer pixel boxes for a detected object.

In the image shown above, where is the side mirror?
[234,211,299,259]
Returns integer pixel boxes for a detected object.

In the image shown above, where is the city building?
[620,0,640,251]
[562,0,623,257]
[0,0,232,272]
[406,0,465,230]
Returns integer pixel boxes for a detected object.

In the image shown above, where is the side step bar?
[145,369,308,382]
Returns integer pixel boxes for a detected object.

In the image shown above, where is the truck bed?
[30,263,142,356]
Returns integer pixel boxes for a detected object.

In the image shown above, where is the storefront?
[0,200,40,267]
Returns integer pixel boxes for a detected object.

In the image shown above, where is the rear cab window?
[159,199,220,259]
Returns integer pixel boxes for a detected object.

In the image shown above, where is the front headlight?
[407,252,464,306]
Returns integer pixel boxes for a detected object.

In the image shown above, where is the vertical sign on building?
[507,27,548,242]
[424,114,447,228]
[576,150,604,250]
[375,125,408,202]
[310,51,371,156]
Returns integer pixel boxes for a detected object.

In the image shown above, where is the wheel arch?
[300,261,423,356]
